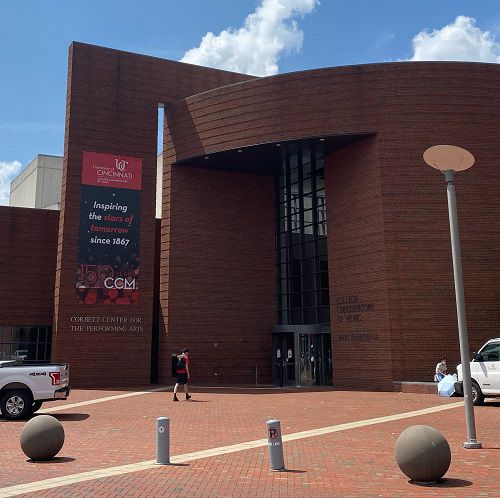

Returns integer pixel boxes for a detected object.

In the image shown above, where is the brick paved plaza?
[0,387,498,497]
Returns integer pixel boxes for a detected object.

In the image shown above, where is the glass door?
[298,333,332,386]
[272,333,296,386]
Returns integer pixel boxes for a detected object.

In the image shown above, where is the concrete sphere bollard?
[20,415,65,461]
[395,425,451,483]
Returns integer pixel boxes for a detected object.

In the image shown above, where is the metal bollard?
[267,419,285,471]
[156,416,170,465]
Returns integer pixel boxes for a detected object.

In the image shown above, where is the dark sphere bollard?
[395,425,451,483]
[20,415,65,461]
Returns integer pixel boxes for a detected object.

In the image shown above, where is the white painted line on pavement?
[38,386,171,413]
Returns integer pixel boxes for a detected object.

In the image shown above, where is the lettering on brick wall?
[338,332,380,342]
[335,295,375,322]
[70,316,144,333]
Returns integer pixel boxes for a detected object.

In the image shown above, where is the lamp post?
[423,145,481,449]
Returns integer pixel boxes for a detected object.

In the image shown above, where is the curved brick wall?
[164,62,500,388]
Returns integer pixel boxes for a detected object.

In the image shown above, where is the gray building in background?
[10,154,163,217]
[10,155,63,210]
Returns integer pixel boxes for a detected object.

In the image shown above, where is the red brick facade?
[0,207,58,326]
[51,43,252,387]
[1,44,499,390]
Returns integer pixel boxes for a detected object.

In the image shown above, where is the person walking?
[173,348,191,401]
[434,356,447,382]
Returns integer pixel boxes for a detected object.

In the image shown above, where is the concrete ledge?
[393,381,437,395]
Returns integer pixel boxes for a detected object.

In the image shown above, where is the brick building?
[1,42,499,391]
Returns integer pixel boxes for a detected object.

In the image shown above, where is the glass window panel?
[289,148,298,170]
[317,237,327,256]
[302,291,316,308]
[291,310,302,324]
[0,343,9,361]
[280,233,289,247]
[303,177,312,195]
[279,159,287,175]
[0,327,12,342]
[280,294,288,310]
[302,274,315,292]
[290,274,302,293]
[291,293,302,308]
[303,195,313,210]
[317,289,330,306]
[316,272,329,289]
[290,166,298,183]
[315,169,325,190]
[303,240,315,258]
[318,307,330,324]
[303,309,316,324]
[317,254,328,272]
[302,160,311,179]
[302,146,311,168]
[303,224,314,236]
[279,279,288,295]
[291,245,301,260]
[36,328,44,342]
[303,209,313,224]
[302,258,315,274]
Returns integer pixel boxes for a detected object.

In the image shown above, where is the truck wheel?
[0,390,33,420]
[471,381,485,406]
[32,400,43,412]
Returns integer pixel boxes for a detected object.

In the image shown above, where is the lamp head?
[423,145,475,172]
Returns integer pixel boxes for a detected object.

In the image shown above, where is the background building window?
[0,326,52,363]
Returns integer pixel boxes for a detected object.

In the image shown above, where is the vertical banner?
[76,151,142,305]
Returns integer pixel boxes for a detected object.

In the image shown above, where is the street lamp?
[423,144,482,449]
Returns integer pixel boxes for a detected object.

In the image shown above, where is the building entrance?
[273,331,332,387]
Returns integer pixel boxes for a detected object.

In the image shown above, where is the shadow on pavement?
[410,478,473,488]
[27,457,76,464]
[482,401,500,408]
[47,413,90,422]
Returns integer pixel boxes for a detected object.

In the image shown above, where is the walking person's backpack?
[171,354,178,376]
[176,355,186,370]
[171,353,185,376]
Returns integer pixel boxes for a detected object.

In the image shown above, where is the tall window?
[0,326,52,363]
[276,143,330,325]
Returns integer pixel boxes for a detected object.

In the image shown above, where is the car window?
[477,343,500,362]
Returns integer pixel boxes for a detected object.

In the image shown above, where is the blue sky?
[1,0,500,204]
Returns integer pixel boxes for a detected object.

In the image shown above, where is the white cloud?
[0,161,23,206]
[180,0,319,76]
[410,16,500,62]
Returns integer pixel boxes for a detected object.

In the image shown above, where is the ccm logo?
[49,372,61,386]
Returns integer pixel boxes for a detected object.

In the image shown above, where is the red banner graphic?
[82,151,142,190]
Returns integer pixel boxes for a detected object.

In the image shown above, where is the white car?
[456,338,500,405]
[0,360,70,419]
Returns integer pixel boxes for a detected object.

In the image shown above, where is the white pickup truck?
[455,338,500,405]
[0,361,70,419]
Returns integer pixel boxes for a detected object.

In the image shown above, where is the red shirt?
[176,354,189,374]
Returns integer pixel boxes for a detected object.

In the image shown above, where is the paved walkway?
[0,387,498,497]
